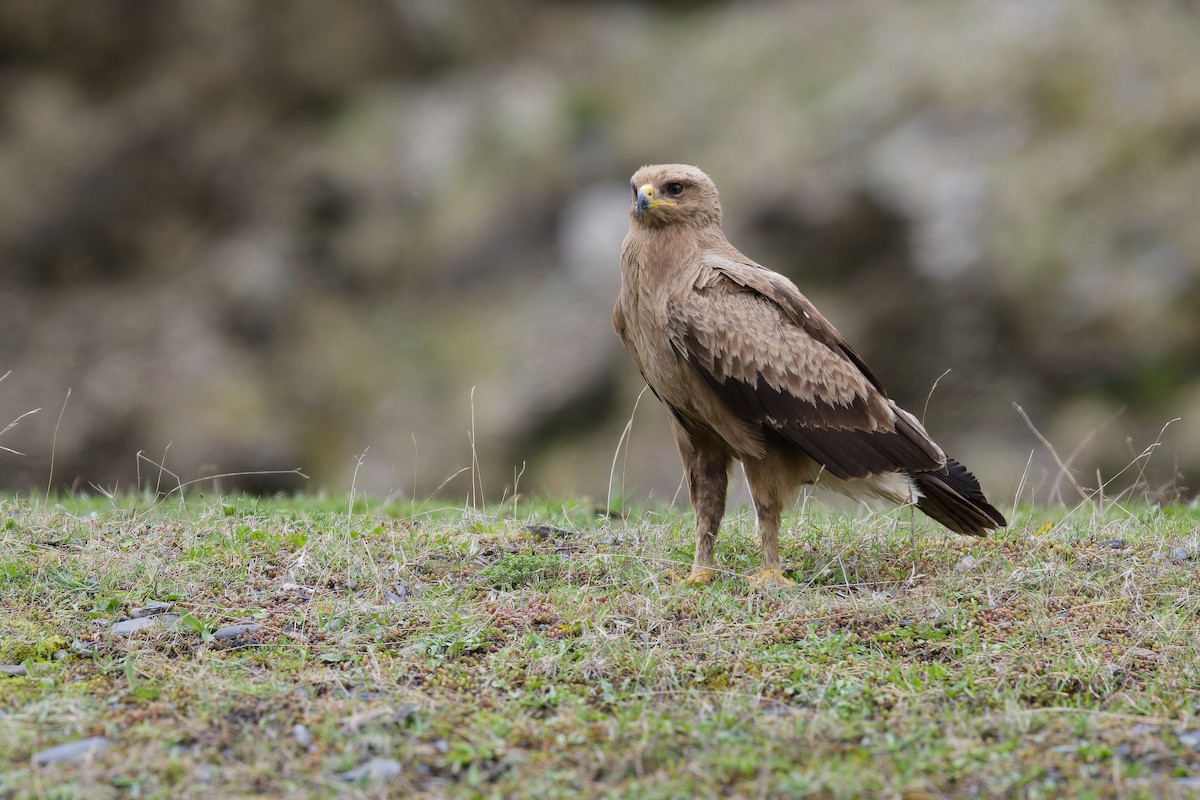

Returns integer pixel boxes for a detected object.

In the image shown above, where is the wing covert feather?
[668,266,945,480]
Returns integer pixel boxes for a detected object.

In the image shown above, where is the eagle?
[613,164,1005,587]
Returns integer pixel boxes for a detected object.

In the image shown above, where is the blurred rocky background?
[0,0,1197,507]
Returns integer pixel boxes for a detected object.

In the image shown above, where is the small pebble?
[339,757,403,783]
[109,617,160,636]
[953,555,979,574]
[31,736,111,766]
[524,524,574,540]
[1,665,28,677]
[292,724,312,749]
[211,623,259,640]
[1176,729,1200,750]
[1097,539,1126,549]
[1169,547,1190,562]
[130,601,173,618]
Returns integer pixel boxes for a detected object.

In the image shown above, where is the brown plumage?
[613,164,1006,586]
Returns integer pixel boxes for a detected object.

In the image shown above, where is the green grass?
[1,494,1199,798]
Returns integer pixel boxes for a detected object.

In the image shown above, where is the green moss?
[0,618,69,663]
[480,553,564,588]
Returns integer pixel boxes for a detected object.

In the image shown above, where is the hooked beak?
[635,183,674,219]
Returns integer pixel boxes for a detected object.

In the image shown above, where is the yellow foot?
[682,568,717,586]
[748,568,795,588]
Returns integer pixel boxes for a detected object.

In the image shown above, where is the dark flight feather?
[912,458,1007,535]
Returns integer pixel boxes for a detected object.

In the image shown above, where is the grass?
[1,493,1199,798]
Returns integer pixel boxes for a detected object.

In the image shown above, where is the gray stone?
[130,601,174,618]
[953,555,979,574]
[1097,538,1126,549]
[1169,547,1190,562]
[1,665,27,677]
[524,524,574,540]
[292,724,312,749]
[211,623,259,640]
[31,736,111,766]
[339,757,403,782]
[1176,729,1200,750]
[109,617,160,636]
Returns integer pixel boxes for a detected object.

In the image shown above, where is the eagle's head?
[628,164,722,229]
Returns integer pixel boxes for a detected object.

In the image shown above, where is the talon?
[683,568,717,586]
[748,568,795,588]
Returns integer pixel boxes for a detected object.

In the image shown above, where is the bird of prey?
[613,164,1005,587]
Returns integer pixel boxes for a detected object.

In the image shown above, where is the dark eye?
[665,182,685,197]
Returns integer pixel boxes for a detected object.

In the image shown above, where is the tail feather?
[912,457,1006,536]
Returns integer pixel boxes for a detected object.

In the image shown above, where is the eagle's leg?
[674,424,730,586]
[744,459,797,588]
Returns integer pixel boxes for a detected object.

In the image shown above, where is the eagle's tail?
[911,457,1006,536]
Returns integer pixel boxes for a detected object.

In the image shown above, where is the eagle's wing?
[666,258,947,481]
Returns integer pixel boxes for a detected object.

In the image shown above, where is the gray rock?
[130,601,174,618]
[1177,777,1200,790]
[1169,547,1190,562]
[31,736,111,766]
[524,524,574,540]
[1,665,27,677]
[292,724,312,749]
[339,757,403,782]
[953,555,979,574]
[1097,538,1126,549]
[1176,729,1200,750]
[109,617,160,636]
[70,640,94,656]
[211,623,259,640]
